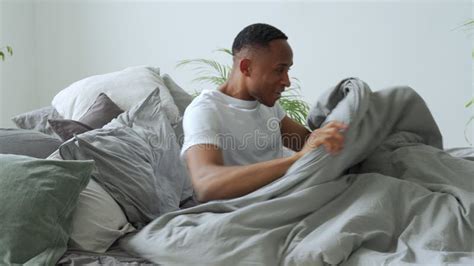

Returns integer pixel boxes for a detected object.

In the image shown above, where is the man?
[181,23,346,203]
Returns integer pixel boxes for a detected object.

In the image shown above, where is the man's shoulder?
[189,89,221,106]
[183,90,221,118]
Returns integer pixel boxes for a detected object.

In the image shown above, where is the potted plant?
[459,19,474,145]
[177,48,310,126]
[0,45,13,61]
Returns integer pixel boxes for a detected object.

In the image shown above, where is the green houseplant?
[459,19,474,145]
[177,48,310,126]
[0,45,13,61]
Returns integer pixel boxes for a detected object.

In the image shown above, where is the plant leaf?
[193,76,227,86]
[466,98,474,108]
[215,48,233,56]
[279,97,310,125]
[465,116,473,146]
[460,19,474,28]
[0,52,4,61]
[177,58,230,82]
[453,19,474,31]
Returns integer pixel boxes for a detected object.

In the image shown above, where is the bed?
[0,70,472,265]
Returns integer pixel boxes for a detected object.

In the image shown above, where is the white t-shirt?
[180,89,287,166]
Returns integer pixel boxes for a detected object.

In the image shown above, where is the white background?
[0,0,472,148]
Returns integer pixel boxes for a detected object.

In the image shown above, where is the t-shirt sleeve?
[275,102,287,121]
[180,103,222,160]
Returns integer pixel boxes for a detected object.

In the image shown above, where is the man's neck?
[218,78,255,101]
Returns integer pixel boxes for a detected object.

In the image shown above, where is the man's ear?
[239,58,252,77]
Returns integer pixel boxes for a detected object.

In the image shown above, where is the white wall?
[0,0,36,128]
[1,0,472,148]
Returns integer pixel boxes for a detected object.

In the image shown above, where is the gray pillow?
[161,74,193,115]
[0,154,93,265]
[161,74,194,147]
[11,106,63,136]
[49,150,136,253]
[0,128,62,158]
[48,120,93,141]
[78,92,124,129]
[59,88,193,228]
[48,93,124,141]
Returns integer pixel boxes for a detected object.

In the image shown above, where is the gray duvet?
[120,78,473,265]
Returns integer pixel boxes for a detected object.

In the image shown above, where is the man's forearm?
[194,153,302,202]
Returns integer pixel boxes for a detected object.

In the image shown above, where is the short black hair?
[232,23,288,55]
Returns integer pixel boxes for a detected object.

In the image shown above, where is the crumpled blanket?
[121,78,473,265]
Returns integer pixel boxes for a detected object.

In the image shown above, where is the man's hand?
[296,121,348,159]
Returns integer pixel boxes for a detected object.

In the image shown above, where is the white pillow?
[52,66,180,125]
[48,150,136,253]
[68,178,136,253]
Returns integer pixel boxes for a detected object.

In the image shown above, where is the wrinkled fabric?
[57,244,155,266]
[11,106,63,136]
[121,78,473,265]
[60,88,193,229]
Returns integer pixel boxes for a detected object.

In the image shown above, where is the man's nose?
[282,72,291,87]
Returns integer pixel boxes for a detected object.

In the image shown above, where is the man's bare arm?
[280,115,311,152]
[185,144,302,203]
[185,121,347,203]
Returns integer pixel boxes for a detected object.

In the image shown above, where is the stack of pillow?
[0,66,195,264]
[48,93,124,141]
[11,66,192,144]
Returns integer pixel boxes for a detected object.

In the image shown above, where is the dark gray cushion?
[11,106,63,136]
[79,93,124,129]
[49,93,123,141]
[59,88,193,229]
[0,128,62,158]
[0,154,93,265]
[47,120,93,141]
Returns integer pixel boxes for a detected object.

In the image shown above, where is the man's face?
[246,39,293,107]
